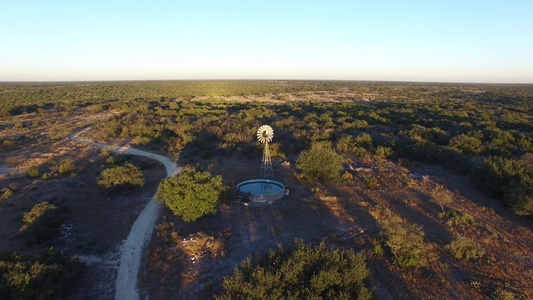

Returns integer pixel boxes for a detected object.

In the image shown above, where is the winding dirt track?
[70,128,179,300]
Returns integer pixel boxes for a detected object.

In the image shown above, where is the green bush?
[374,146,392,160]
[19,202,68,244]
[449,134,483,155]
[218,240,372,300]
[156,169,226,222]
[447,236,486,260]
[356,133,374,152]
[0,187,14,201]
[97,163,144,190]
[58,159,75,174]
[430,185,453,212]
[471,156,530,198]
[438,210,475,228]
[505,180,533,216]
[296,142,343,183]
[373,244,384,256]
[27,168,40,178]
[377,211,435,267]
[365,176,379,190]
[335,135,356,155]
[471,156,533,215]
[20,202,57,232]
[0,248,84,299]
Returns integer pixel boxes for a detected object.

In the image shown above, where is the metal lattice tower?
[257,125,274,180]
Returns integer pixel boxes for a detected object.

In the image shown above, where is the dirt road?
[70,128,179,300]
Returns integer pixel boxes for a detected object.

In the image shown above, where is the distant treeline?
[2,80,532,117]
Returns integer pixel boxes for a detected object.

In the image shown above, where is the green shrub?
[505,180,533,216]
[471,156,530,198]
[356,133,374,152]
[58,159,75,174]
[218,240,372,300]
[20,202,57,232]
[471,157,533,215]
[99,147,113,158]
[354,146,369,158]
[27,168,40,178]
[374,146,392,160]
[449,134,483,155]
[132,136,150,145]
[0,248,84,299]
[430,185,453,212]
[335,135,356,155]
[447,236,486,260]
[19,202,67,244]
[97,163,144,190]
[373,244,383,256]
[377,212,435,267]
[156,169,226,222]
[439,210,475,228]
[296,142,343,183]
[0,187,14,201]
[365,176,379,190]
[468,279,482,289]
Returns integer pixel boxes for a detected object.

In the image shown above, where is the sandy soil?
[70,128,180,300]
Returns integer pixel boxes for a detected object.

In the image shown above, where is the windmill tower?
[257,125,274,180]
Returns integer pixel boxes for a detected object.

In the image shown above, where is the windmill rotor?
[257,125,274,144]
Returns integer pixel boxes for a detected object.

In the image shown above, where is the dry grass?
[179,232,226,259]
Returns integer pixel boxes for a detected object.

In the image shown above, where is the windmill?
[257,125,274,180]
[235,124,286,205]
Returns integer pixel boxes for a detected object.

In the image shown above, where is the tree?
[217,240,372,300]
[97,163,144,190]
[156,169,225,222]
[296,142,343,182]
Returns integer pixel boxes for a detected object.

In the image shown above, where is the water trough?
[236,179,286,205]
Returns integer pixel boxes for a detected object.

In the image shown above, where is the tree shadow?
[328,184,420,300]
[395,188,456,244]
[428,165,533,233]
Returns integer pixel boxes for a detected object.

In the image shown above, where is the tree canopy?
[155,169,226,222]
[97,163,145,190]
[217,240,372,300]
[0,248,84,300]
[296,142,343,182]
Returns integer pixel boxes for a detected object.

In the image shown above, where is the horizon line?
[1,79,533,85]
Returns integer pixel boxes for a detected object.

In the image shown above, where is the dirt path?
[70,128,179,300]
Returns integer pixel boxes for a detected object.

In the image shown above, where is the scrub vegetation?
[1,80,532,299]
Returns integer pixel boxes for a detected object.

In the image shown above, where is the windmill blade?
[257,125,274,143]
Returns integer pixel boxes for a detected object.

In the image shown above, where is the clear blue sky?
[1,0,532,83]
